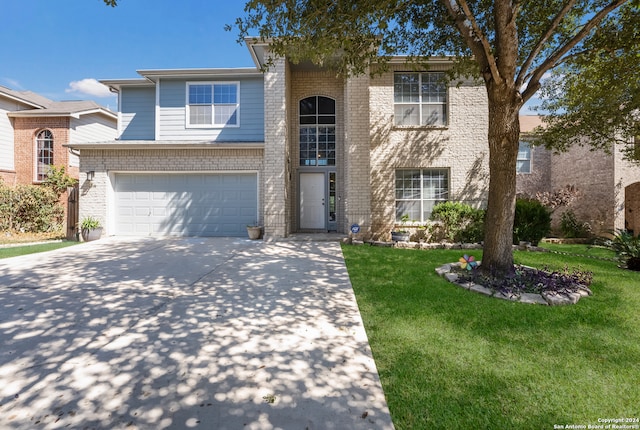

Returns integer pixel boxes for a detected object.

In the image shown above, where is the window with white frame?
[35,129,53,182]
[395,169,449,222]
[394,72,447,126]
[186,82,239,127]
[517,141,532,173]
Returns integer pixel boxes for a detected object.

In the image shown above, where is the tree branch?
[516,0,577,89]
[439,0,501,84]
[522,0,628,102]
[494,0,519,83]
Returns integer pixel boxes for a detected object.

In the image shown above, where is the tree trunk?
[481,87,522,275]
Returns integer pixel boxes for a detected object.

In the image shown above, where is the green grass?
[538,241,617,260]
[0,240,79,259]
[342,245,640,430]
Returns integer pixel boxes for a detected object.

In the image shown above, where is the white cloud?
[66,78,113,98]
[1,77,24,89]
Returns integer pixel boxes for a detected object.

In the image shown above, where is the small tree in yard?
[105,0,638,275]
[42,165,78,198]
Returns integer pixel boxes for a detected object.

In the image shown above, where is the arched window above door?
[299,96,336,166]
[35,129,54,182]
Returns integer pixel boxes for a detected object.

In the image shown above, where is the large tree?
[103,0,636,274]
[534,3,640,161]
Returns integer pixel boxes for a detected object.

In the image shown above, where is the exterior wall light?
[86,171,95,182]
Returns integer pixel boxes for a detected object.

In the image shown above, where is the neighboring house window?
[517,141,532,173]
[299,96,336,166]
[186,82,239,127]
[394,72,447,126]
[395,169,449,222]
[35,129,53,182]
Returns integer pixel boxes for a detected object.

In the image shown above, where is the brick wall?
[11,116,76,231]
[343,73,372,239]
[13,117,72,184]
[549,140,614,235]
[516,144,552,197]
[517,118,640,236]
[368,65,490,239]
[263,55,290,238]
[0,170,15,184]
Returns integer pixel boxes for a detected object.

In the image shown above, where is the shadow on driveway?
[0,237,394,429]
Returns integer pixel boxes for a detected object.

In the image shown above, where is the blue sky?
[1,0,540,113]
[0,0,255,110]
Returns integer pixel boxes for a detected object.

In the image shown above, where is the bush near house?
[0,183,63,233]
[42,165,78,197]
[430,202,486,243]
[560,210,592,238]
[0,167,77,235]
[513,198,551,245]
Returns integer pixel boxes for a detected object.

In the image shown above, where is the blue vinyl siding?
[119,87,156,140]
[158,78,264,141]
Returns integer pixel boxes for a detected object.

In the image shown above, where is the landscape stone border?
[435,262,593,306]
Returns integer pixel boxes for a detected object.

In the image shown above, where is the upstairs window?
[394,72,447,126]
[517,141,532,173]
[35,129,53,182]
[186,82,239,127]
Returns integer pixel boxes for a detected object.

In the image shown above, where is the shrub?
[603,230,640,271]
[430,202,485,243]
[42,165,78,197]
[0,183,63,232]
[513,198,551,245]
[560,210,591,238]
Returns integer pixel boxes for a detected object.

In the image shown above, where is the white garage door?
[114,173,258,237]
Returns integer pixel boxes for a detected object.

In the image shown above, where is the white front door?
[300,172,325,230]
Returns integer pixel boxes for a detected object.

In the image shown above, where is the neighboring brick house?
[0,86,117,234]
[72,40,489,240]
[517,115,640,236]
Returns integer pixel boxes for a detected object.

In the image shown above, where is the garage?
[114,173,258,237]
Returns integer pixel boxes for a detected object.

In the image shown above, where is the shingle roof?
[0,85,116,119]
[37,100,106,115]
[0,85,53,108]
[519,115,544,133]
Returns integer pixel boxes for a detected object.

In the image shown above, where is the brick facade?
[517,116,640,236]
[263,55,290,238]
[12,116,76,184]
[277,62,490,240]
[368,64,489,239]
[11,116,78,232]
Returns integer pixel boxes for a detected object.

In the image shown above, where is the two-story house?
[0,85,117,236]
[72,40,490,240]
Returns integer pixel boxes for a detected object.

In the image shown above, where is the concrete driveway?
[0,237,394,430]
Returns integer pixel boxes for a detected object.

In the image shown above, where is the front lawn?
[0,241,79,259]
[538,241,617,260]
[342,245,640,430]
